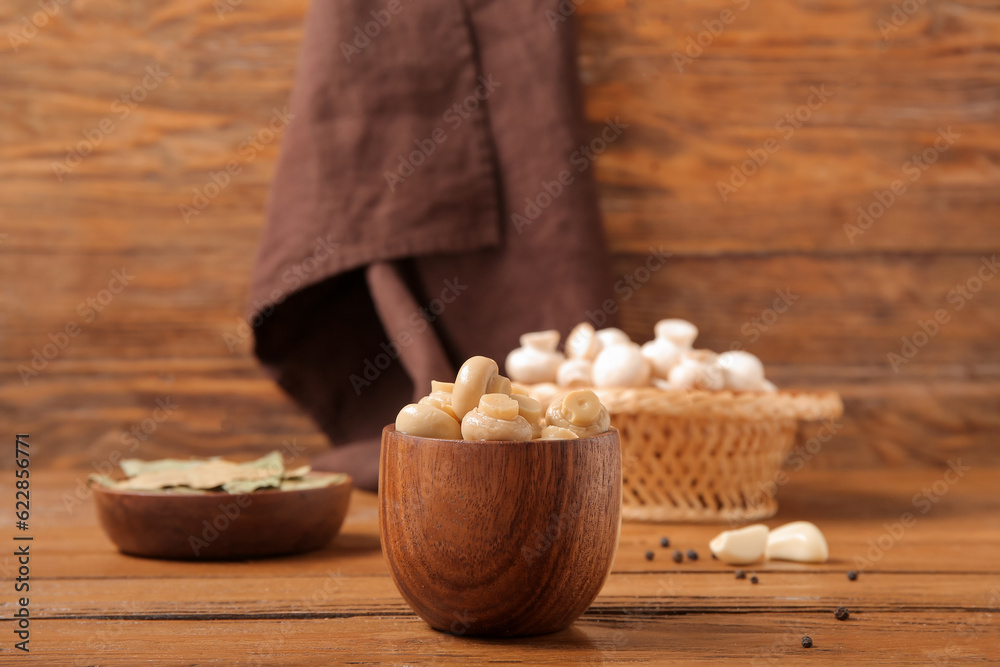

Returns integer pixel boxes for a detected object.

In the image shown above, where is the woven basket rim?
[527,385,843,422]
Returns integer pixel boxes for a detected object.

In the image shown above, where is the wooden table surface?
[4,467,999,665]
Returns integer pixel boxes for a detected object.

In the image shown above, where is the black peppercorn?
[672,550,683,563]
[660,537,670,548]
[847,570,859,581]
[686,549,699,561]
[735,570,746,579]
[801,636,813,648]
[645,550,655,561]
[835,607,849,621]
[750,575,759,584]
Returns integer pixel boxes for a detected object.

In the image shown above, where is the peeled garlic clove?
[595,328,631,348]
[708,524,769,565]
[760,379,778,393]
[556,358,593,388]
[520,330,560,352]
[765,521,829,563]
[592,343,651,388]
[395,403,462,440]
[536,425,580,440]
[641,338,681,379]
[566,323,602,360]
[653,319,698,350]
[505,346,564,385]
[717,351,765,391]
[453,356,500,419]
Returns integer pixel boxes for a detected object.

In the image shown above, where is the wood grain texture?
[610,253,1000,368]
[2,468,998,664]
[0,358,331,469]
[577,0,1000,254]
[1,0,998,469]
[378,427,622,637]
[23,613,1000,665]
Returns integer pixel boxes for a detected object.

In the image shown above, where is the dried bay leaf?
[120,458,210,477]
[89,473,119,489]
[222,476,282,494]
[283,465,312,480]
[89,474,211,494]
[112,452,286,493]
[92,452,340,494]
[278,473,349,491]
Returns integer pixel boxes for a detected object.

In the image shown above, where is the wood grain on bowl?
[92,474,352,560]
[379,426,622,637]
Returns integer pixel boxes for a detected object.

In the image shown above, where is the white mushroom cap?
[666,359,698,390]
[592,343,651,388]
[653,319,698,350]
[717,350,766,391]
[595,328,632,348]
[641,337,681,379]
[519,330,560,352]
[505,346,564,385]
[667,357,724,390]
[556,358,593,388]
[565,322,602,360]
[700,360,725,390]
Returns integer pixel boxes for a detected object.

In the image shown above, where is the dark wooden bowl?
[92,474,352,560]
[379,426,622,637]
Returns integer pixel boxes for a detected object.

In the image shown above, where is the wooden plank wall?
[1,0,997,470]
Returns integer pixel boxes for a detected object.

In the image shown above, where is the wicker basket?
[533,386,843,523]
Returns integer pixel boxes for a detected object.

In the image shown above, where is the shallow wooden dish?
[379,426,622,638]
[92,473,352,560]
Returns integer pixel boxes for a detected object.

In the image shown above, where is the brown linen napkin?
[250,0,616,490]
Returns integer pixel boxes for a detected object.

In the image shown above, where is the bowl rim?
[89,471,353,499]
[382,424,619,446]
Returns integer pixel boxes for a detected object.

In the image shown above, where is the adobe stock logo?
[349,277,468,394]
[887,255,997,372]
[339,0,413,62]
[844,127,959,243]
[717,86,833,202]
[512,117,628,234]
[18,269,134,385]
[7,0,71,54]
[383,75,501,192]
[51,65,171,181]
[671,0,753,72]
